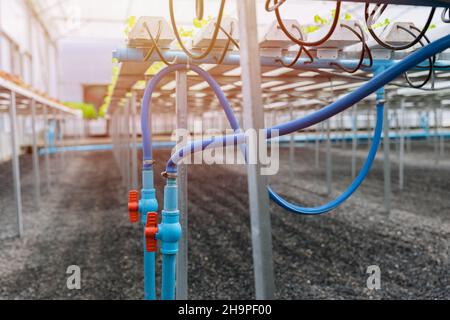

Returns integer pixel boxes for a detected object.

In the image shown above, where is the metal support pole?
[440,103,444,157]
[43,105,51,191]
[120,107,125,185]
[237,0,275,300]
[31,100,41,207]
[433,101,439,164]
[176,69,189,300]
[407,112,412,154]
[399,99,405,191]
[341,112,346,148]
[52,109,59,172]
[394,107,399,157]
[125,102,131,188]
[383,102,391,214]
[315,121,320,169]
[367,107,372,149]
[59,111,65,167]
[351,104,357,179]
[130,92,139,190]
[9,91,23,237]
[289,106,295,178]
[326,119,332,195]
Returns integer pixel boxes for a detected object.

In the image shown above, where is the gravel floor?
[0,141,448,300]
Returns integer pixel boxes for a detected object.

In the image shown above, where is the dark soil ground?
[0,140,448,300]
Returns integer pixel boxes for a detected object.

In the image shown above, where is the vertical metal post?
[351,104,357,179]
[433,101,439,164]
[341,111,346,148]
[367,107,372,149]
[237,0,275,300]
[439,102,444,157]
[9,91,24,237]
[399,99,405,191]
[53,109,59,172]
[119,109,124,184]
[43,105,51,191]
[326,119,332,195]
[130,92,139,190]
[31,100,41,207]
[289,106,295,178]
[383,101,391,214]
[176,70,189,300]
[125,101,131,188]
[406,109,412,153]
[59,111,65,167]
[394,107,399,157]
[315,107,320,169]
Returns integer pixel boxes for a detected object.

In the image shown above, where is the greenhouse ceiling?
[27,0,443,40]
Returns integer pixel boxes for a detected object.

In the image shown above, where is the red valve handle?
[145,212,158,252]
[128,190,139,223]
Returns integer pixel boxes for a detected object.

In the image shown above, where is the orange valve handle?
[145,212,158,252]
[128,190,140,223]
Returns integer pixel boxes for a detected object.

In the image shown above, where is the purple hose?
[165,33,450,172]
[141,64,242,169]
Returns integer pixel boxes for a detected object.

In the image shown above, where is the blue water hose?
[164,90,383,216]
[164,33,450,173]
[160,34,450,216]
[137,33,450,299]
[141,170,158,300]
[269,101,384,215]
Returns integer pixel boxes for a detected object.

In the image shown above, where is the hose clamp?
[143,160,156,166]
[161,171,178,179]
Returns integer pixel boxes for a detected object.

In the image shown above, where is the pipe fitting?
[157,177,181,255]
[156,212,182,255]
[140,169,159,224]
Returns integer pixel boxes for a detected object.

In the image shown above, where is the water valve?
[145,212,159,252]
[128,190,139,223]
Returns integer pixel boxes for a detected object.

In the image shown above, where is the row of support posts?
[9,91,23,237]
[111,93,140,192]
[6,90,74,238]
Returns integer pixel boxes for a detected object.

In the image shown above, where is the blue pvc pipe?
[114,47,450,71]
[143,237,156,300]
[161,254,176,300]
[157,178,181,300]
[141,169,158,300]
